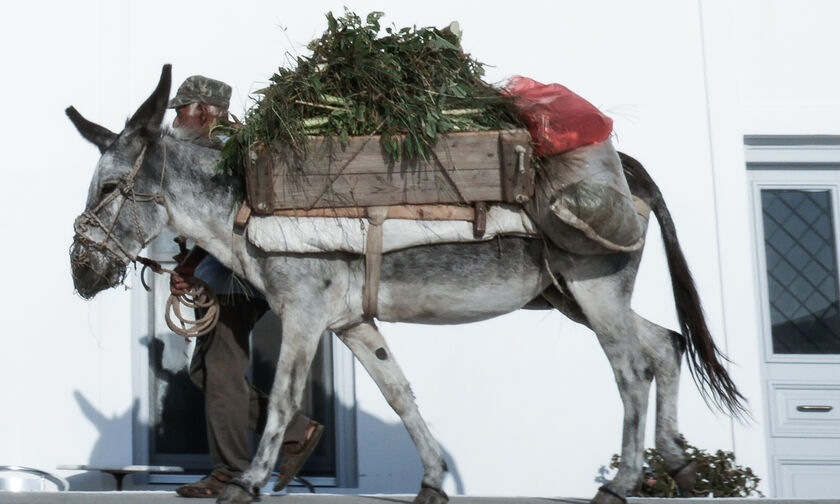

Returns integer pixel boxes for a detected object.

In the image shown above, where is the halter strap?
[75,141,167,265]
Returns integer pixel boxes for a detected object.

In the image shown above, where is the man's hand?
[170,273,195,297]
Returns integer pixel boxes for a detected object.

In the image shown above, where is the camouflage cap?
[167,75,232,109]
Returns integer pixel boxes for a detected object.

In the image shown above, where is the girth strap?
[362,206,389,319]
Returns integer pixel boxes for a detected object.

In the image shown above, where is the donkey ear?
[65,106,118,154]
[126,64,172,141]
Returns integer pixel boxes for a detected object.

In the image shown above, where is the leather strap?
[420,481,449,499]
[362,206,389,319]
[228,477,258,498]
[633,195,651,221]
[597,485,628,504]
[669,459,695,478]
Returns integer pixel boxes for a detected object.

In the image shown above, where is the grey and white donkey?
[68,65,744,504]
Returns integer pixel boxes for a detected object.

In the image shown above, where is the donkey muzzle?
[70,234,127,299]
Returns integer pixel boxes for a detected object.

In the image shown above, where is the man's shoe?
[273,420,324,491]
[175,471,230,498]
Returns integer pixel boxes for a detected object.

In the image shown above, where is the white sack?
[247,204,538,254]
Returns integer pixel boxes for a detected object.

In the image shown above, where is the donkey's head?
[68,64,172,298]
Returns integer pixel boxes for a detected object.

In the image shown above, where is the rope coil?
[165,277,220,339]
[136,256,220,339]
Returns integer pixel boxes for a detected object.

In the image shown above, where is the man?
[167,75,323,498]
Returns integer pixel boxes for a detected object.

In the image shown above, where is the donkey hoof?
[671,459,699,493]
[217,483,255,504]
[413,485,449,504]
[591,486,627,504]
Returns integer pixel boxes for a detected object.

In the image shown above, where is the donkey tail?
[619,152,747,417]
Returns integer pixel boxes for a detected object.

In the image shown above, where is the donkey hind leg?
[557,272,653,504]
[338,322,449,504]
[632,313,698,493]
[554,271,697,501]
[217,318,325,504]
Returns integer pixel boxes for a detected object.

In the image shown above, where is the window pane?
[762,189,840,354]
[148,271,210,470]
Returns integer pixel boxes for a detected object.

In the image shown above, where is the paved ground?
[0,494,581,504]
[0,493,836,504]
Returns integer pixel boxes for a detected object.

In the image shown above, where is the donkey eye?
[101,182,119,195]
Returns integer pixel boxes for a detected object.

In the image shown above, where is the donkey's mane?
[157,128,245,195]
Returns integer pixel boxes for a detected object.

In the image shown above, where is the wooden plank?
[473,202,487,238]
[386,204,474,221]
[245,143,277,213]
[271,204,475,221]
[499,129,534,204]
[233,200,252,229]
[263,130,513,176]
[267,168,503,210]
[273,207,368,218]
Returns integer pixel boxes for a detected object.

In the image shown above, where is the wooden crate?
[245,129,534,214]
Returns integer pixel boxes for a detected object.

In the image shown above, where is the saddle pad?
[246,204,538,254]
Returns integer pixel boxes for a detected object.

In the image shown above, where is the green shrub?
[608,440,763,497]
[217,9,522,176]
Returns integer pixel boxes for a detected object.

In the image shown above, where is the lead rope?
[131,143,219,339]
[164,279,220,339]
[136,256,220,339]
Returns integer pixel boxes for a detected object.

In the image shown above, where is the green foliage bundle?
[217,10,523,175]
[608,440,763,497]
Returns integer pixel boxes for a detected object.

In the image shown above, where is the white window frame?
[747,136,840,366]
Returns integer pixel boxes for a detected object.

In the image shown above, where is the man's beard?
[172,125,220,148]
[171,126,202,141]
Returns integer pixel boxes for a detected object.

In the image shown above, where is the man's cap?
[167,75,232,109]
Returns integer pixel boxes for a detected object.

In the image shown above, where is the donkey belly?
[376,237,547,324]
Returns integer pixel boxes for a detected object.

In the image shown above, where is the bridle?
[73,142,167,265]
[72,139,220,338]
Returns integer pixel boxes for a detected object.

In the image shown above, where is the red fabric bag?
[504,75,613,157]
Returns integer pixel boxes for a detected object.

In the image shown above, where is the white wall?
[707,0,840,497]
[6,0,834,497]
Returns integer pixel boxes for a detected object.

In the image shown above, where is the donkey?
[68,65,744,504]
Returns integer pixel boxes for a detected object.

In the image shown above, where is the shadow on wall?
[67,331,464,494]
[354,408,464,495]
[65,391,140,491]
[67,389,465,494]
[249,325,465,495]
[146,335,209,461]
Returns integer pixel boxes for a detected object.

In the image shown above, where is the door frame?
[746,136,840,497]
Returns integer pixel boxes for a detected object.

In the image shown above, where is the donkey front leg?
[338,322,449,504]
[217,316,325,504]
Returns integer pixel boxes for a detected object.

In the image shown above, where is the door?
[749,138,840,498]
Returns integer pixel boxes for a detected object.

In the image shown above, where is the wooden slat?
[500,129,534,203]
[246,143,277,213]
[271,204,475,221]
[386,204,474,221]
[265,130,511,176]
[233,200,252,229]
[269,169,504,209]
[473,201,488,238]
